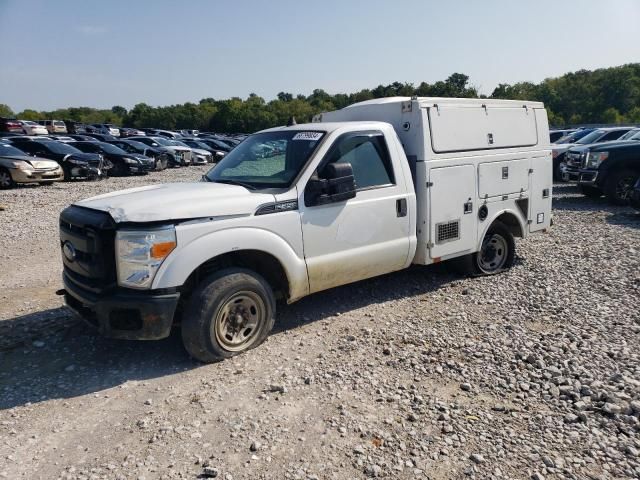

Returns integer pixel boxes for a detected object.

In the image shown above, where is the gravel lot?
[0,174,639,480]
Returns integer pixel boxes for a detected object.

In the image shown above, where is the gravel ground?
[0,175,639,480]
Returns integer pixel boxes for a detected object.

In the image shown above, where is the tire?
[459,222,516,276]
[553,159,564,182]
[578,184,602,198]
[604,169,640,206]
[0,168,14,189]
[181,268,276,363]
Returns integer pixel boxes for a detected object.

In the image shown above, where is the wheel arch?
[477,209,525,250]
[152,227,309,302]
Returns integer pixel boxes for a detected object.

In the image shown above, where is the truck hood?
[75,182,275,223]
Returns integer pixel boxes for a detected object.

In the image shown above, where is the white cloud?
[76,25,108,35]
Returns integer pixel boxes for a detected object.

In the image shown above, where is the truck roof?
[260,121,391,134]
[343,96,545,109]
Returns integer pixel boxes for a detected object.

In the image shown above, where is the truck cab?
[59,97,552,362]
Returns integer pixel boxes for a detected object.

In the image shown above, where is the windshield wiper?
[211,178,256,190]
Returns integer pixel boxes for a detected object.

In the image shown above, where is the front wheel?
[181,268,276,363]
[0,168,15,189]
[604,169,639,206]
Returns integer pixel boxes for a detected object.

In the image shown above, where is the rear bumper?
[63,273,180,340]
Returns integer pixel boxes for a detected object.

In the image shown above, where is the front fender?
[152,226,309,301]
[477,207,527,250]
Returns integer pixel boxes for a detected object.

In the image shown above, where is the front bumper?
[562,166,598,185]
[10,167,64,183]
[63,273,180,340]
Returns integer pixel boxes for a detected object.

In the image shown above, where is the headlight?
[123,157,139,164]
[115,227,176,289]
[66,158,86,165]
[9,161,33,170]
[586,151,609,168]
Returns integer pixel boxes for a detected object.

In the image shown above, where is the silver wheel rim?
[478,233,508,273]
[0,171,12,188]
[213,291,265,352]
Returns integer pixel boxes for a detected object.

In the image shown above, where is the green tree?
[0,104,14,117]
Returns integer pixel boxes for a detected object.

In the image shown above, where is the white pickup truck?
[59,97,552,362]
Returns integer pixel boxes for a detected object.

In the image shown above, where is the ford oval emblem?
[63,241,77,262]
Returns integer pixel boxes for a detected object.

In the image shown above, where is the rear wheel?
[458,222,516,276]
[181,268,276,363]
[578,184,602,198]
[604,169,639,205]
[0,168,14,189]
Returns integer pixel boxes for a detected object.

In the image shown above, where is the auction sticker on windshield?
[292,132,323,141]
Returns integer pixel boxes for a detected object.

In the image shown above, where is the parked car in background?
[62,120,88,134]
[106,139,169,171]
[129,136,191,166]
[153,129,183,139]
[553,128,595,145]
[167,139,211,164]
[0,142,64,188]
[84,132,118,142]
[72,141,154,176]
[179,138,226,162]
[18,120,48,135]
[194,137,233,153]
[119,127,145,137]
[550,129,577,143]
[67,134,99,142]
[563,129,640,204]
[87,123,120,137]
[179,129,199,136]
[0,117,23,134]
[9,138,107,180]
[552,127,633,181]
[38,120,68,134]
[46,135,77,143]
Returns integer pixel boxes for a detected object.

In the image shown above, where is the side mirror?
[305,163,357,206]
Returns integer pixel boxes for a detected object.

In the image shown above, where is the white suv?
[39,120,67,134]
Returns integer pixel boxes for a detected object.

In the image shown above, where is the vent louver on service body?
[436,220,460,244]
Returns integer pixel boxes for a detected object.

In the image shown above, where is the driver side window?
[322,133,395,190]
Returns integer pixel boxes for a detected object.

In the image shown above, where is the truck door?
[428,165,477,258]
[300,131,411,293]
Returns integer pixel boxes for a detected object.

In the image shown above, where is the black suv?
[564,129,640,205]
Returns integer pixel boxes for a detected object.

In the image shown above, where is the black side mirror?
[306,162,357,206]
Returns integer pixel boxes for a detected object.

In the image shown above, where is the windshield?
[97,142,127,154]
[150,137,172,146]
[120,140,148,151]
[575,130,605,145]
[202,138,232,150]
[0,143,27,156]
[205,130,325,188]
[45,141,82,154]
[617,129,640,141]
[556,129,594,144]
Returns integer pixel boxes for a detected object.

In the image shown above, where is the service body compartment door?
[428,105,537,153]
[478,158,529,198]
[529,155,552,232]
[429,165,477,258]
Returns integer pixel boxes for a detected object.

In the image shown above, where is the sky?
[1,0,639,112]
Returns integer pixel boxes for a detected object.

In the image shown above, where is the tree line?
[1,63,638,132]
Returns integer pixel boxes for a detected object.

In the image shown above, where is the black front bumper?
[63,273,180,340]
[562,166,598,185]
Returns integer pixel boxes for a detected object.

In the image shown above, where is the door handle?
[396,198,407,217]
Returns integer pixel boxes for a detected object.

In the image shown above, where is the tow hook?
[55,289,67,296]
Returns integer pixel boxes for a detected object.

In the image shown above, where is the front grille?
[436,220,460,244]
[59,205,117,295]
